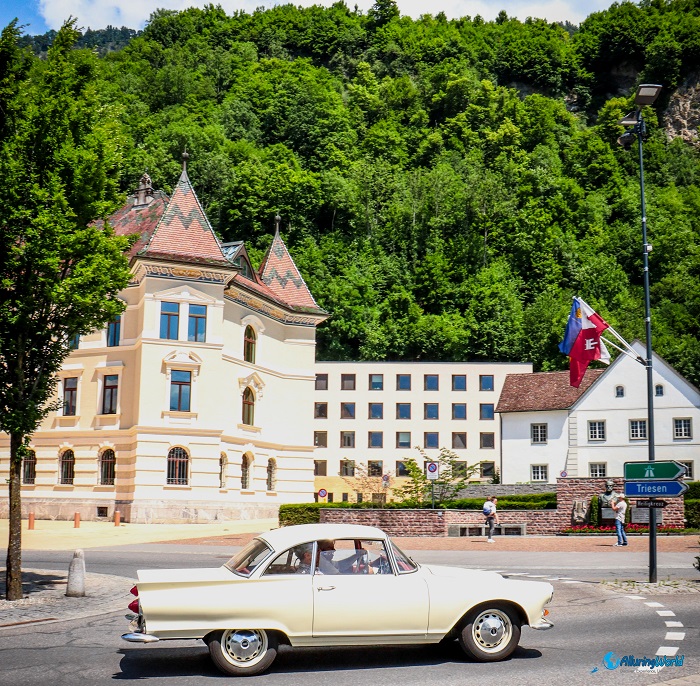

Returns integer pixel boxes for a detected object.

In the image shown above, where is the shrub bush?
[685,499,700,529]
[589,495,600,527]
[685,481,700,499]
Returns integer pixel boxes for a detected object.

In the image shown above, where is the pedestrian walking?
[612,496,628,547]
[483,496,499,543]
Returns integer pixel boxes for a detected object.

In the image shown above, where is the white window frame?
[588,420,606,441]
[679,461,693,479]
[163,351,202,417]
[531,464,548,482]
[674,418,692,439]
[589,463,607,478]
[95,362,124,423]
[629,419,648,440]
[615,385,624,398]
[531,423,547,444]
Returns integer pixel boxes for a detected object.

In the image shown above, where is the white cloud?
[39,0,615,31]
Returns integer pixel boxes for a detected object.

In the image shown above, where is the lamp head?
[617,131,636,150]
[634,84,662,106]
[619,110,639,126]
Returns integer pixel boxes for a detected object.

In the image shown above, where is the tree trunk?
[5,432,23,600]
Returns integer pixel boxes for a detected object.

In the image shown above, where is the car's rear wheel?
[206,628,278,676]
[458,604,521,662]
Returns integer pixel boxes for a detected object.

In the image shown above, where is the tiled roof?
[140,169,230,266]
[496,368,605,413]
[259,230,323,311]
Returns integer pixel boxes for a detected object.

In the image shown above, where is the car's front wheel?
[458,604,521,662]
[206,628,278,676]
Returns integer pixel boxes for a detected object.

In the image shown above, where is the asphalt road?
[0,579,697,686]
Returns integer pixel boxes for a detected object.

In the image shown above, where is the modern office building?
[312,361,533,502]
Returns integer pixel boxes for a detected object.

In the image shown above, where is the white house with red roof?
[496,342,699,484]
[0,162,327,523]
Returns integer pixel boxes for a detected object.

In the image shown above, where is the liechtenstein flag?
[559,297,611,388]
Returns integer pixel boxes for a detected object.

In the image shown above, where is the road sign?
[635,500,668,508]
[426,461,439,481]
[381,474,390,488]
[624,461,686,480]
[624,480,688,498]
[318,488,327,498]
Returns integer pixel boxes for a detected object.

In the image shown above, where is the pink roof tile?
[496,368,605,413]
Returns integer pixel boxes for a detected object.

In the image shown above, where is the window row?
[21,449,116,486]
[315,373,495,392]
[527,418,694,444]
[615,384,666,398]
[314,402,495,420]
[314,430,495,450]
[527,460,694,481]
[314,459,496,479]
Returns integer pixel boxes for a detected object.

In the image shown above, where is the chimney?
[134,171,154,207]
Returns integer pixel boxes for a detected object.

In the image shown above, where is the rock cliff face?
[664,77,700,146]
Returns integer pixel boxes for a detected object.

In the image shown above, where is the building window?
[220,453,228,488]
[315,373,328,390]
[396,403,411,419]
[341,431,355,448]
[479,375,494,391]
[59,449,75,485]
[531,465,548,482]
[241,454,251,489]
[340,460,355,476]
[452,432,467,449]
[242,387,255,426]
[424,432,439,449]
[243,325,256,363]
[341,374,356,390]
[62,377,78,416]
[369,374,383,390]
[531,423,548,444]
[588,421,606,441]
[424,374,439,391]
[314,431,328,448]
[674,418,692,439]
[170,371,191,412]
[265,458,276,491]
[99,449,116,485]
[424,403,439,420]
[655,384,664,397]
[342,492,349,502]
[615,385,624,398]
[68,333,80,350]
[452,403,466,420]
[107,315,121,347]
[166,447,188,485]
[480,461,495,478]
[397,374,411,390]
[396,461,410,477]
[589,463,607,478]
[368,460,383,477]
[23,450,36,485]
[368,431,383,448]
[102,375,119,415]
[160,302,179,340]
[452,374,466,391]
[341,402,356,419]
[369,402,383,419]
[629,419,647,440]
[480,403,495,420]
[396,431,411,449]
[314,460,327,476]
[356,493,363,503]
[453,461,468,477]
[314,402,328,419]
[480,432,495,449]
[680,461,694,479]
[187,304,206,342]
[327,492,334,503]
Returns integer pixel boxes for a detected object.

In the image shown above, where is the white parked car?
[122,523,553,676]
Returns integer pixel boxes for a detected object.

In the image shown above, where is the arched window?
[244,325,257,364]
[100,449,116,486]
[266,458,277,492]
[241,454,251,490]
[655,384,664,397]
[167,447,189,485]
[242,387,255,426]
[23,450,36,485]
[60,449,75,485]
[219,452,228,489]
[615,385,624,398]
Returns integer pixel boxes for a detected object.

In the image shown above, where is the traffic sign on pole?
[624,461,686,481]
[623,480,688,498]
[426,462,439,481]
[635,500,668,509]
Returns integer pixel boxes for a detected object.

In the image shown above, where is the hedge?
[685,499,700,529]
[686,481,700,499]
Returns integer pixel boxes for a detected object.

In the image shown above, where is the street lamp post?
[618,84,662,583]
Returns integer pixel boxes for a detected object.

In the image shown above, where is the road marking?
[545,578,560,581]
[527,575,547,578]
[657,611,676,617]
[504,573,528,576]
[656,647,679,656]
[664,632,686,641]
[645,602,665,607]
[624,595,646,600]
[562,580,583,584]
[664,621,683,628]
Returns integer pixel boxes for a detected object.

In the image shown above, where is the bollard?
[114,510,121,527]
[74,512,80,528]
[66,549,86,597]
[28,512,35,530]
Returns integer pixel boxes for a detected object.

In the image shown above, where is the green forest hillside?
[7,0,700,383]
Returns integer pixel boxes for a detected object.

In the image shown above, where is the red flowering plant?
[561,524,685,534]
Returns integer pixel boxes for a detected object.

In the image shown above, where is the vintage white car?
[122,523,553,676]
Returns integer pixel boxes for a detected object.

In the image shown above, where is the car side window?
[316,539,393,575]
[262,548,300,576]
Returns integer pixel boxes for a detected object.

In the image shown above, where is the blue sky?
[2,0,619,36]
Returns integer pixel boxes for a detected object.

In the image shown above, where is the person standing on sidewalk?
[483,496,499,543]
[612,496,628,547]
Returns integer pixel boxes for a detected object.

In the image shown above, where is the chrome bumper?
[529,619,554,630]
[121,632,160,643]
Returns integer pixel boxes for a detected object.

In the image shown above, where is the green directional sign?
[624,461,686,481]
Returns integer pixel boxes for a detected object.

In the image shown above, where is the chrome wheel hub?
[472,611,511,652]
[223,629,266,664]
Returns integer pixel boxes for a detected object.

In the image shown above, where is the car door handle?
[317,586,336,591]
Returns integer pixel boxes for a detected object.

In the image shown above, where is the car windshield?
[224,539,272,577]
[389,539,418,573]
